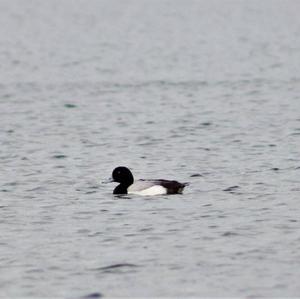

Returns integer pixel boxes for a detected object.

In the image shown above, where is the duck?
[106,166,188,195]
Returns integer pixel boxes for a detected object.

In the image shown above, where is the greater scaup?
[106,166,188,195]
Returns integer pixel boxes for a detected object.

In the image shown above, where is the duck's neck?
[113,175,134,195]
[113,183,129,194]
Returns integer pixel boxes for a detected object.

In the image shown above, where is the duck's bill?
[102,177,114,184]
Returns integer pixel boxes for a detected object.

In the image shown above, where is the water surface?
[1,0,300,297]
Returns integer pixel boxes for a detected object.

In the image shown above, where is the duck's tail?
[177,182,189,193]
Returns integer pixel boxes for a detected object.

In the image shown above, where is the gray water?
[1,0,300,297]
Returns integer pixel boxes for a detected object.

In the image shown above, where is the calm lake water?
[1,0,300,297]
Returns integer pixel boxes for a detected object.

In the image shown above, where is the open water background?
[1,0,300,297]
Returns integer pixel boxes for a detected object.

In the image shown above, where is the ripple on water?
[93,263,140,273]
[80,293,103,299]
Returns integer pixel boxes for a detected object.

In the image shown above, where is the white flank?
[128,185,167,196]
